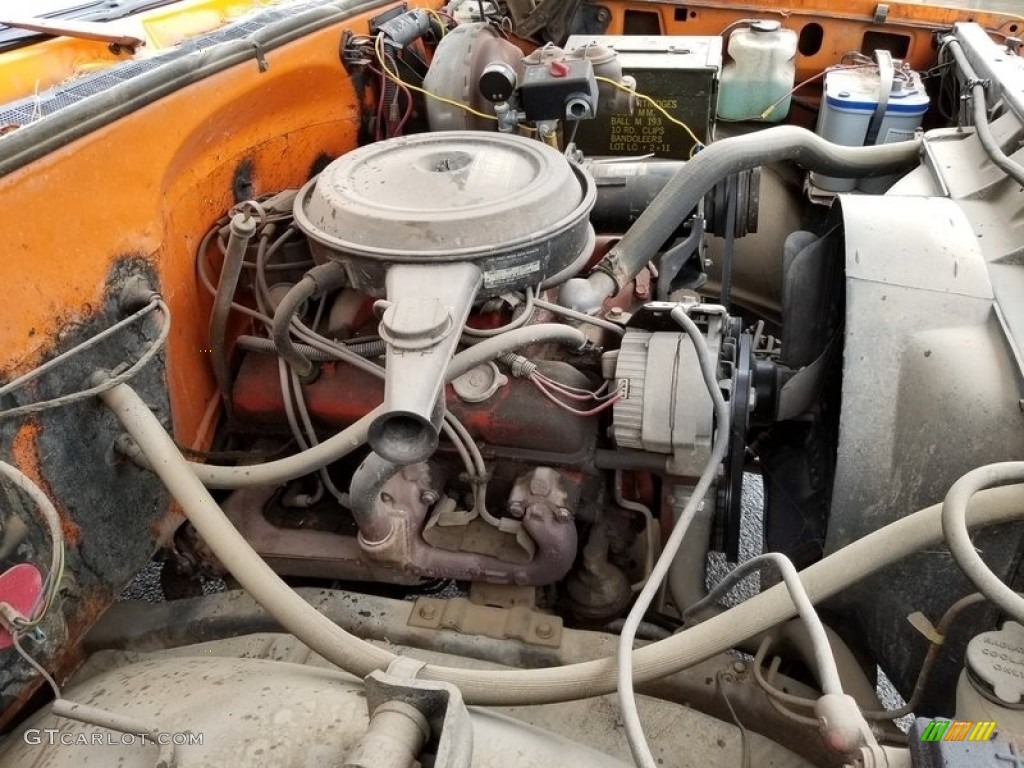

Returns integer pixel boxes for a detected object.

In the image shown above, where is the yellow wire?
[595,75,705,156]
[374,34,538,132]
[426,8,446,38]
[375,34,500,124]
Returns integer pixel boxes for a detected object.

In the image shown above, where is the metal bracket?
[408,597,563,647]
[250,39,269,73]
[656,216,705,301]
[363,665,474,768]
[864,49,895,146]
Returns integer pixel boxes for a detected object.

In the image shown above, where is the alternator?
[611,311,724,476]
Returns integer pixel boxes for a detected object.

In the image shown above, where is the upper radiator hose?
[559,126,924,312]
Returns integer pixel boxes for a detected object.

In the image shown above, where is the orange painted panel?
[0,6,380,447]
[591,0,1022,81]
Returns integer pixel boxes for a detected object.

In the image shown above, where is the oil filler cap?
[965,620,1024,707]
[452,362,508,403]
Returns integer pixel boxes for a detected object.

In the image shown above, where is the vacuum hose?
[559,126,923,312]
[271,262,348,380]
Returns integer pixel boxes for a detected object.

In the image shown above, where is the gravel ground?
[705,473,765,603]
[118,561,225,603]
[118,561,166,603]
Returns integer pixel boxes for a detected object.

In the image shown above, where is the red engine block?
[232,352,597,463]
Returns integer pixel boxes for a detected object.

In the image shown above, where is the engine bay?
[1,2,1024,766]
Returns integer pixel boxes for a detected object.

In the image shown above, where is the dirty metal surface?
[232,353,598,463]
[0,259,173,728]
[407,596,564,647]
[86,588,840,766]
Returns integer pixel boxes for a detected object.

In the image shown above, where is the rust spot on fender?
[10,422,82,547]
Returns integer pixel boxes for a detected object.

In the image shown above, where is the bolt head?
[529,476,551,496]
[419,604,437,620]
[536,622,554,639]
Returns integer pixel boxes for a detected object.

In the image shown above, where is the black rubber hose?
[559,127,923,312]
[271,262,347,380]
[943,37,1024,189]
[380,41,399,135]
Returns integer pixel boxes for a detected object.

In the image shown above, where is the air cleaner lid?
[295,131,590,260]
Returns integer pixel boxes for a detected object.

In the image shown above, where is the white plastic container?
[717,20,797,122]
[810,66,929,192]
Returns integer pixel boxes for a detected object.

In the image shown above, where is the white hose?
[616,305,730,768]
[684,553,842,697]
[101,381,1024,707]
[100,383,394,673]
[191,407,382,489]
[0,461,64,625]
[941,462,1024,623]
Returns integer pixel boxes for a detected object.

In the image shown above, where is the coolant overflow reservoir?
[955,621,1024,743]
[717,20,797,122]
[962,621,1024,708]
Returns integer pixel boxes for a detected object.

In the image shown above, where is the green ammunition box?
[564,35,722,159]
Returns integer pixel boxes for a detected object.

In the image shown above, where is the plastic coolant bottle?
[718,20,798,122]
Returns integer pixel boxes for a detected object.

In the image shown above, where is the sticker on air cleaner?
[483,260,542,289]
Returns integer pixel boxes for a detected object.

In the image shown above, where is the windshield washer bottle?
[718,20,797,122]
